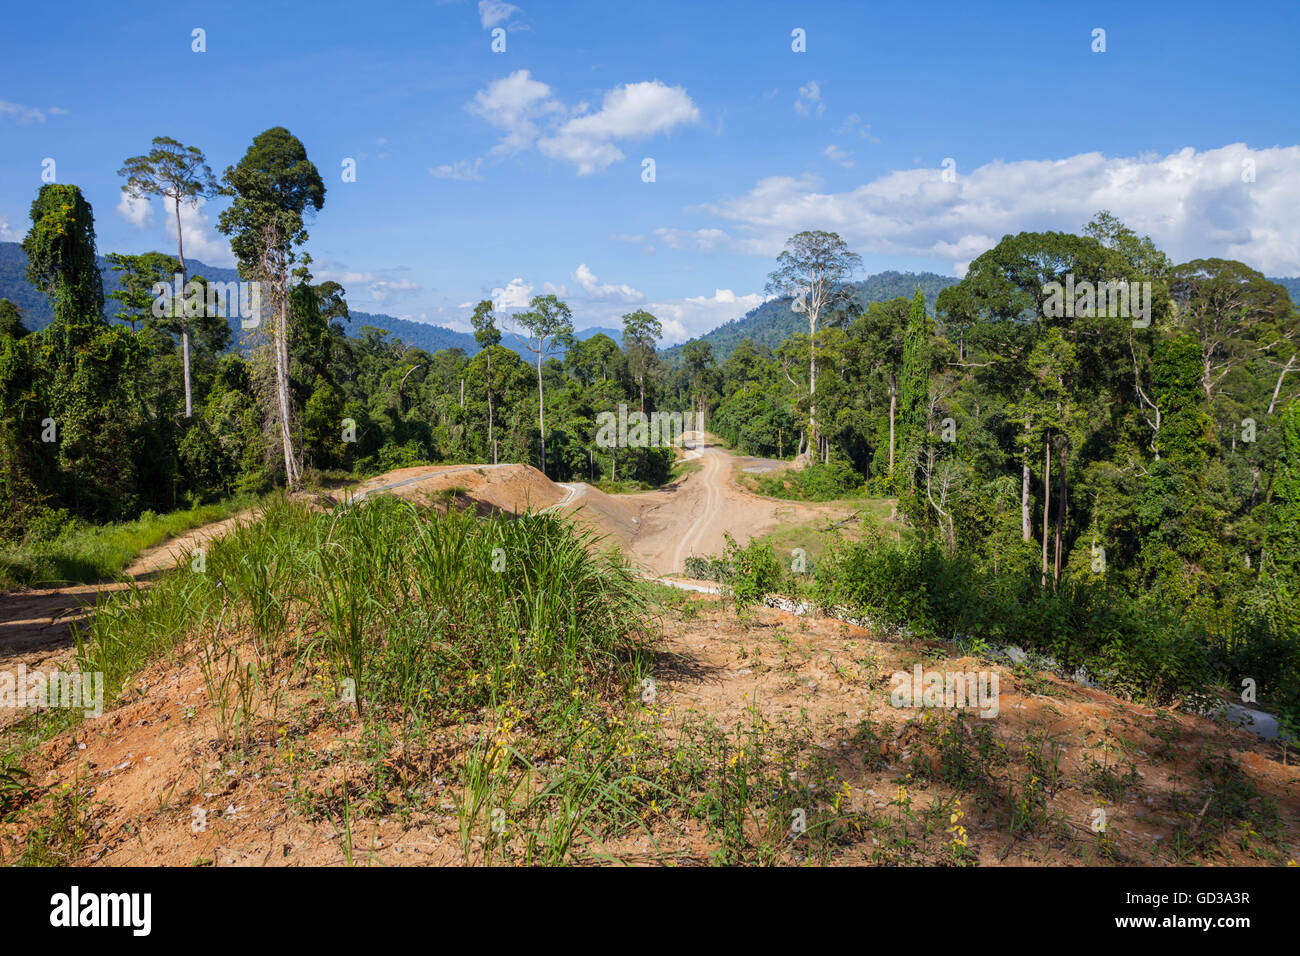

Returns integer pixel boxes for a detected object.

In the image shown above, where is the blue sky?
[2,0,1298,341]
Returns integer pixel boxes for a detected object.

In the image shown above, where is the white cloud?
[647,289,767,343]
[430,158,484,181]
[314,268,422,309]
[466,72,700,175]
[794,81,824,118]
[824,144,854,168]
[0,100,64,124]
[695,144,1300,274]
[653,227,733,252]
[368,278,421,304]
[0,215,17,241]
[315,269,378,285]
[491,277,534,309]
[478,0,522,29]
[573,263,643,302]
[161,197,233,267]
[539,80,701,175]
[469,70,563,157]
[116,190,155,228]
[113,191,229,265]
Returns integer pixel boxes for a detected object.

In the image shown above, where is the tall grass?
[73,493,654,728]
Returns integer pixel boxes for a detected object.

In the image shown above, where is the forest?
[1,130,1297,738]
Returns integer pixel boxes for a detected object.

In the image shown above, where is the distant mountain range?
[4,243,1297,364]
[661,271,962,364]
[0,242,621,360]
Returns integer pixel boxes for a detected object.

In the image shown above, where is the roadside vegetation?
[1,493,1293,866]
[0,496,260,590]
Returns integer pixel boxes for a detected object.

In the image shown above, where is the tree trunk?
[536,354,546,476]
[1054,442,1066,583]
[486,348,496,464]
[1040,435,1051,588]
[174,195,193,419]
[808,312,817,458]
[276,265,298,489]
[888,376,897,477]
[1268,352,1297,417]
[1021,416,1032,542]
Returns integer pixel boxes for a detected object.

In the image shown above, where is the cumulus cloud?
[491,277,534,310]
[538,81,700,174]
[0,215,17,241]
[116,190,155,228]
[794,81,824,118]
[573,263,643,302]
[469,70,564,157]
[694,144,1300,275]
[466,71,700,175]
[647,288,767,343]
[114,192,230,265]
[157,197,233,267]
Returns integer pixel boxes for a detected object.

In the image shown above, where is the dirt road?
[620,432,835,576]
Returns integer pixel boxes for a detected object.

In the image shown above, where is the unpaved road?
[0,435,847,673]
[620,432,834,575]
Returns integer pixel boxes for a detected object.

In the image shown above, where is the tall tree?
[22,184,104,354]
[470,299,501,463]
[1262,399,1300,576]
[621,308,662,412]
[855,296,909,478]
[1168,259,1294,402]
[898,288,931,490]
[1084,210,1173,279]
[512,294,573,477]
[218,128,325,489]
[118,137,220,417]
[765,231,861,459]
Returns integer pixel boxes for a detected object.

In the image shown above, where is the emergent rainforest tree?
[471,299,501,464]
[512,294,573,478]
[118,137,220,418]
[218,128,325,489]
[621,309,663,413]
[765,231,861,461]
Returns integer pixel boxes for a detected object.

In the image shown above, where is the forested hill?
[661,271,961,364]
[2,242,635,359]
[0,241,486,355]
